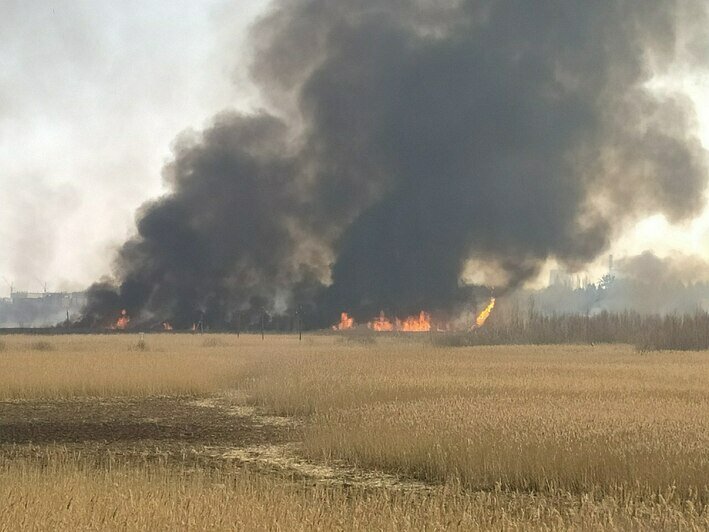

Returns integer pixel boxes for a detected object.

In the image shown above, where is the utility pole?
[2,277,13,299]
[236,311,241,338]
[261,310,265,340]
[296,306,302,341]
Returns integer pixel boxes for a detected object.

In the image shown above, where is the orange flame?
[397,311,431,332]
[113,309,130,330]
[332,312,355,331]
[368,310,431,332]
[162,321,173,331]
[474,297,496,328]
[369,310,394,331]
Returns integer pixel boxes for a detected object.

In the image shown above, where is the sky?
[1,0,708,298]
[0,0,264,296]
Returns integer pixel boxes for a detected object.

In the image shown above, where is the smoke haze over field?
[523,250,709,317]
[81,0,709,327]
[617,250,709,286]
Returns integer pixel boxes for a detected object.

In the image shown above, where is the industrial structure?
[0,289,86,328]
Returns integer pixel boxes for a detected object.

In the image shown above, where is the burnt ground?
[0,396,285,445]
[0,393,296,471]
[0,394,430,490]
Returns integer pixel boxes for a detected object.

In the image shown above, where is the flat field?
[0,334,707,530]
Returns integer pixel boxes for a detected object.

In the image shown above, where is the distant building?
[0,291,86,328]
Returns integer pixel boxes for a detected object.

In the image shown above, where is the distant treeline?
[437,310,709,351]
[528,278,709,316]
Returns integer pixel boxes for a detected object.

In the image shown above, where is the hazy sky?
[0,0,265,296]
[1,0,708,297]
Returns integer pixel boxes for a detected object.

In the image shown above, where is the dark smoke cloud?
[84,0,709,328]
[83,112,323,327]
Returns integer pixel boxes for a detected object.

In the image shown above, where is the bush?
[202,337,227,348]
[30,341,54,351]
[128,335,149,352]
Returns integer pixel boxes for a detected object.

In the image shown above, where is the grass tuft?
[29,340,54,351]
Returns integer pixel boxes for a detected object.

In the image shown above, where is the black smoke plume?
[83,0,709,328]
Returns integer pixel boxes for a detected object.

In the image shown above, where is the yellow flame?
[474,297,496,328]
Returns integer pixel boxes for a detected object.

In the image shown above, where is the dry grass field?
[0,333,707,530]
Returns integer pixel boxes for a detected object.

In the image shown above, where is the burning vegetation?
[112,310,130,330]
[368,311,394,332]
[397,311,431,332]
[332,312,355,331]
[336,300,496,333]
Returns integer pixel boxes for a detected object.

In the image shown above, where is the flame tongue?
[397,311,431,332]
[332,312,355,330]
[369,311,394,331]
[113,309,130,330]
[474,297,496,328]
